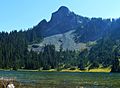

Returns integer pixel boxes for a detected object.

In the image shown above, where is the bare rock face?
[38,6,84,37]
[50,6,71,24]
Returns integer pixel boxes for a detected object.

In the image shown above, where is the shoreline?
[0,68,111,72]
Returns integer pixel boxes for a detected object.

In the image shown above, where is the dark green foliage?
[88,62,99,69]
[0,29,42,70]
[0,31,27,69]
[69,67,76,70]
[43,65,51,70]
[88,38,115,67]
[77,49,89,70]
[111,57,120,72]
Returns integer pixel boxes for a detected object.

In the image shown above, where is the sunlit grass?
[61,68,111,72]
[88,68,111,72]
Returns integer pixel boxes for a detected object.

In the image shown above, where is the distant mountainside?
[29,6,119,51]
[37,6,111,38]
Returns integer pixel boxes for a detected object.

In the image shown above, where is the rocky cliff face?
[38,6,90,37]
[29,6,120,51]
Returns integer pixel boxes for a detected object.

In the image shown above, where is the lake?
[0,71,120,88]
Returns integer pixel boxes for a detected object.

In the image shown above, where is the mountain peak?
[51,6,70,18]
[57,6,70,14]
[49,6,71,24]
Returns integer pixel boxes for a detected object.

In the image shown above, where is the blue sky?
[0,0,120,32]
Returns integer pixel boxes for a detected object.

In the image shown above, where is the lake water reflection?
[0,71,119,88]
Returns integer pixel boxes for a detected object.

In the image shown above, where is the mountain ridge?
[30,6,114,51]
[38,6,87,37]
[37,6,113,39]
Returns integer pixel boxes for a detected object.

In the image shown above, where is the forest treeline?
[0,27,120,72]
